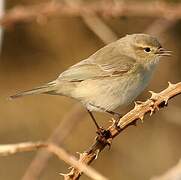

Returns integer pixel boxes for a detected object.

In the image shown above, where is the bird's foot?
[96,127,112,148]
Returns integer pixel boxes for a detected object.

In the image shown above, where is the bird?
[10,33,170,132]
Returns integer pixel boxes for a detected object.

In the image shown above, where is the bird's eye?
[144,47,151,53]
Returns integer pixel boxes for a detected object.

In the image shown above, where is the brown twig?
[145,18,177,38]
[1,1,181,27]
[0,142,107,180]
[65,0,118,44]
[22,105,86,180]
[0,142,46,156]
[64,82,181,179]
[151,159,181,180]
[78,14,118,44]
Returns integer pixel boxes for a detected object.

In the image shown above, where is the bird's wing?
[58,44,136,82]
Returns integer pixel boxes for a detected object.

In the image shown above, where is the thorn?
[136,100,144,104]
[154,104,160,111]
[164,98,169,105]
[168,81,176,89]
[139,116,144,123]
[149,106,155,116]
[94,149,100,159]
[59,173,70,179]
[68,166,73,170]
[134,101,138,106]
[153,96,169,109]
[168,81,172,87]
[109,118,116,124]
[60,171,74,179]
[76,152,84,159]
[149,90,158,100]
[134,101,139,108]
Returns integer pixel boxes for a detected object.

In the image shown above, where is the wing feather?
[58,43,136,82]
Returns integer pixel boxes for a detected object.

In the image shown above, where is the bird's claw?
[96,128,112,147]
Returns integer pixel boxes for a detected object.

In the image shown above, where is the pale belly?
[72,69,155,112]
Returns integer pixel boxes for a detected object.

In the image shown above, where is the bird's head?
[119,34,171,67]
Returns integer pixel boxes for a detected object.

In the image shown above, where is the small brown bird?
[10,34,170,131]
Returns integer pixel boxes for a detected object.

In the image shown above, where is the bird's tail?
[10,81,57,99]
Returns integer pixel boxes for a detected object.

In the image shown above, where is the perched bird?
[10,34,170,131]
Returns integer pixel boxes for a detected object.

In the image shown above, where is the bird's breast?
[72,64,157,111]
[118,64,156,106]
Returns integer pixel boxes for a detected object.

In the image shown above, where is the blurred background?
[0,0,181,180]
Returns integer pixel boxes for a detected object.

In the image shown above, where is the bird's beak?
[156,48,172,56]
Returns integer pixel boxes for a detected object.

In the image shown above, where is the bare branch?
[65,0,118,44]
[22,105,86,180]
[78,14,117,44]
[145,18,177,38]
[0,1,181,27]
[0,142,46,156]
[0,142,107,180]
[151,159,181,180]
[65,82,181,179]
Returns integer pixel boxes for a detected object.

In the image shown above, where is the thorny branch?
[0,82,180,180]
[64,82,181,180]
[0,142,107,180]
[0,1,181,27]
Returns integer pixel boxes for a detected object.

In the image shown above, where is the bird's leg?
[87,110,101,130]
[87,110,112,147]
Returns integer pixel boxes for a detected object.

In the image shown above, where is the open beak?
[156,48,172,56]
